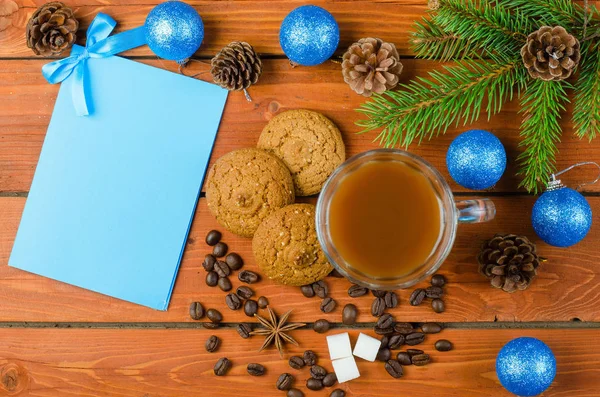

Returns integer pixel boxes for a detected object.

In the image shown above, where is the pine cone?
[478,234,541,293]
[521,26,581,81]
[342,38,403,97]
[26,2,79,56]
[210,42,263,92]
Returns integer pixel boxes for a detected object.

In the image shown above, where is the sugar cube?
[332,356,361,383]
[327,332,353,360]
[353,332,382,362]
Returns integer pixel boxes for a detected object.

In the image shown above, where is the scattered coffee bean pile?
[300,280,338,314]
[277,350,340,396]
[347,285,398,317]
[410,274,447,313]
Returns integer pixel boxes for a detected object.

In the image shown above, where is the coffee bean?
[189,301,204,320]
[410,288,426,306]
[405,332,425,346]
[376,348,391,362]
[384,291,399,308]
[225,252,244,270]
[207,308,222,323]
[371,297,386,317]
[276,373,294,391]
[225,293,242,310]
[422,322,443,334]
[238,270,260,284]
[236,286,254,299]
[348,284,369,298]
[214,260,231,278]
[212,242,228,257]
[303,350,317,366]
[214,357,231,376]
[374,325,395,335]
[432,298,445,313]
[385,359,404,378]
[426,286,444,299]
[320,297,336,313]
[247,363,266,376]
[323,372,337,387]
[412,353,431,366]
[218,277,232,292]
[396,352,412,365]
[330,390,345,397]
[205,230,221,246]
[371,289,386,298]
[407,349,424,356]
[387,334,405,349]
[287,389,304,397]
[289,356,305,370]
[203,322,220,330]
[206,271,219,287]
[329,268,344,278]
[205,335,220,352]
[257,296,269,309]
[300,284,315,298]
[202,254,217,271]
[313,280,328,298]
[394,322,414,335]
[380,336,389,347]
[431,274,447,287]
[342,304,358,325]
[435,339,454,351]
[314,319,331,334]
[244,299,258,317]
[306,378,324,391]
[377,313,394,329]
[310,365,327,380]
[236,323,251,339]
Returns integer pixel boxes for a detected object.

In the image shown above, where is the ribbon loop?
[42,13,147,116]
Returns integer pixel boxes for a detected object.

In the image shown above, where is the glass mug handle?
[456,199,496,223]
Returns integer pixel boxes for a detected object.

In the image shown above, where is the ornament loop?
[549,161,600,191]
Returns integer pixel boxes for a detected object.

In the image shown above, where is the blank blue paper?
[9,49,228,310]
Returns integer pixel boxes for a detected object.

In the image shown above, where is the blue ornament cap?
[145,1,204,62]
[279,5,340,66]
[496,337,556,396]
[532,186,592,247]
[446,129,506,190]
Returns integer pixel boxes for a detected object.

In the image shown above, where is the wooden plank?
[0,0,427,58]
[1,195,599,323]
[0,328,596,396]
[1,59,599,194]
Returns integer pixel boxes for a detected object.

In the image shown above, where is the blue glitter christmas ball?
[446,129,506,190]
[145,1,204,62]
[496,337,556,396]
[532,187,592,247]
[279,5,340,66]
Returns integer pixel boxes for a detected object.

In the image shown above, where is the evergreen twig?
[517,79,571,193]
[574,41,600,141]
[498,0,582,28]
[411,18,477,61]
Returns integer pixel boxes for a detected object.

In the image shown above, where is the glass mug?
[316,149,496,290]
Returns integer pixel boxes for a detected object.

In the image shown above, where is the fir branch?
[574,41,600,141]
[411,18,477,61]
[357,60,526,148]
[498,0,584,29]
[433,0,535,61]
[518,79,570,193]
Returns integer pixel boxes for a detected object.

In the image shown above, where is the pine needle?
[517,79,571,193]
[498,0,583,28]
[574,41,600,141]
[411,18,477,61]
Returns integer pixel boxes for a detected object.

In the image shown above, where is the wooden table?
[1,1,600,396]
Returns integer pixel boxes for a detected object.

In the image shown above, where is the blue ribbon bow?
[42,13,146,116]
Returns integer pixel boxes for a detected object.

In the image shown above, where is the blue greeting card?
[9,48,228,310]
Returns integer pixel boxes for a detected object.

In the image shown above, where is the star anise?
[250,307,305,357]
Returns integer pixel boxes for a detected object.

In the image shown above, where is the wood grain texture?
[1,59,599,194]
[0,328,596,396]
[0,0,427,58]
[1,196,599,323]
